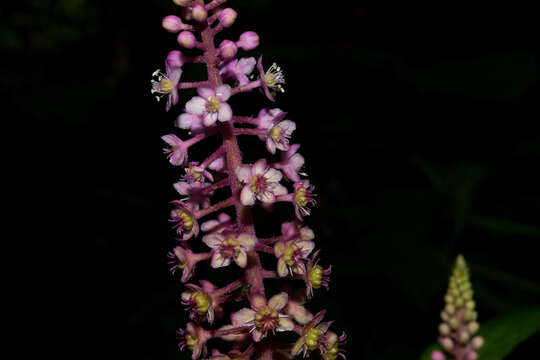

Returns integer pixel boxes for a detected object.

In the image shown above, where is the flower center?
[326,342,339,359]
[151,69,174,97]
[305,327,322,351]
[254,306,279,332]
[283,244,301,266]
[295,187,308,207]
[191,291,211,315]
[270,125,283,142]
[220,237,241,258]
[264,63,285,92]
[186,166,203,182]
[309,265,323,289]
[184,333,198,351]
[205,97,220,113]
[177,210,194,231]
[250,175,267,194]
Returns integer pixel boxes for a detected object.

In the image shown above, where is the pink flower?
[255,108,287,131]
[274,235,315,277]
[256,111,295,154]
[182,162,214,183]
[176,113,207,135]
[305,250,332,298]
[185,85,233,126]
[257,56,285,102]
[170,200,199,240]
[162,134,188,166]
[208,155,226,172]
[232,292,294,342]
[273,144,305,182]
[292,310,346,359]
[181,280,221,324]
[201,213,233,233]
[174,181,212,210]
[202,231,257,268]
[167,246,199,282]
[236,159,287,206]
[177,322,211,359]
[293,180,317,219]
[220,57,256,86]
[151,51,185,111]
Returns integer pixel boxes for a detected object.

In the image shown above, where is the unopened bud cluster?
[432,255,484,360]
[153,1,346,359]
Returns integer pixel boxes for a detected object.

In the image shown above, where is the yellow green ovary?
[305,328,322,351]
[283,244,299,266]
[295,187,308,207]
[191,291,211,314]
[179,211,194,232]
[185,334,197,351]
[205,97,220,112]
[309,265,323,289]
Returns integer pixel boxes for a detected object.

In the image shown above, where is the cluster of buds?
[431,255,484,360]
[154,1,346,359]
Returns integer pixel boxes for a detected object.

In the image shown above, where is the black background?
[3,0,539,359]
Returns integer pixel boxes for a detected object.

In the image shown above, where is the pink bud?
[431,350,446,360]
[471,336,484,350]
[237,31,259,50]
[439,337,453,352]
[218,8,237,28]
[192,4,208,22]
[173,0,192,6]
[465,351,478,360]
[162,15,184,33]
[219,40,237,59]
[177,31,197,49]
[166,50,186,68]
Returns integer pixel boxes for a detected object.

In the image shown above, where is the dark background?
[3,0,539,359]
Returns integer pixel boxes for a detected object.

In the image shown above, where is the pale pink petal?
[237,57,256,74]
[291,153,305,171]
[240,186,256,206]
[185,96,206,115]
[204,112,218,126]
[270,183,287,196]
[251,295,267,310]
[211,252,231,268]
[181,291,192,302]
[300,227,315,241]
[215,84,232,101]
[266,138,277,154]
[201,219,220,232]
[296,240,315,256]
[234,249,247,268]
[274,241,286,257]
[268,292,288,311]
[235,165,252,183]
[264,168,282,183]
[258,190,275,203]
[277,317,294,332]
[277,258,288,277]
[232,308,256,325]
[170,148,186,166]
[177,113,199,129]
[202,233,224,249]
[253,159,267,175]
[252,329,265,342]
[217,102,232,122]
[161,134,182,146]
[237,233,256,250]
[197,86,216,99]
[173,181,190,195]
[279,120,296,135]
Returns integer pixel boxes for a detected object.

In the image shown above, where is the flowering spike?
[153,2,345,358]
[432,255,484,360]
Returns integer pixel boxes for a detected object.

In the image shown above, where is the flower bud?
[219,40,237,59]
[438,323,451,336]
[465,351,478,360]
[192,4,207,22]
[166,50,187,68]
[237,31,259,50]
[468,321,479,334]
[445,303,455,315]
[177,31,197,49]
[162,15,185,33]
[431,350,446,360]
[455,297,464,308]
[465,300,476,310]
[449,317,460,329]
[471,336,484,350]
[444,294,453,304]
[458,330,470,344]
[219,8,237,28]
[173,0,192,6]
[440,337,453,352]
[440,311,449,321]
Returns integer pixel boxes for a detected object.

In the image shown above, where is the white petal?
[264,168,282,183]
[237,233,256,250]
[253,159,267,175]
[268,292,288,311]
[240,186,256,206]
[277,317,294,332]
[177,113,198,129]
[217,102,232,122]
[202,233,224,249]
[234,250,248,268]
[185,96,206,115]
[232,308,256,325]
[235,165,252,183]
[197,86,215,99]
[259,190,275,203]
[211,252,231,268]
[203,112,218,126]
[216,84,232,101]
[291,153,305,171]
[173,181,190,195]
[296,240,315,255]
[271,183,287,196]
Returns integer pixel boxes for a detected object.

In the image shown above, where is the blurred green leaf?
[419,306,540,360]
[469,216,540,237]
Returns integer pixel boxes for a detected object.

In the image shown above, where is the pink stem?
[184,128,219,147]
[206,0,228,11]
[231,80,262,95]
[200,145,226,169]
[213,278,245,297]
[254,244,274,254]
[234,128,266,136]
[233,116,258,125]
[178,81,210,89]
[195,197,235,219]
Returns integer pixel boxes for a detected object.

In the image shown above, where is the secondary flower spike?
[153,1,346,359]
[431,255,484,360]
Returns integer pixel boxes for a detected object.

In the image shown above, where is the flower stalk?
[153,1,346,358]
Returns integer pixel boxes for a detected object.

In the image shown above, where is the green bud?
[466,300,476,310]
[449,317,460,329]
[468,321,479,334]
[438,323,451,336]
[445,304,456,315]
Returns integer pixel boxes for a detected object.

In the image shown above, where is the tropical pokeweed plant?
[431,255,484,360]
[153,1,346,359]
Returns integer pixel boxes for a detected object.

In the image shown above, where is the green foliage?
[420,306,540,360]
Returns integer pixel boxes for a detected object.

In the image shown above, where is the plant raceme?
[154,1,346,359]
